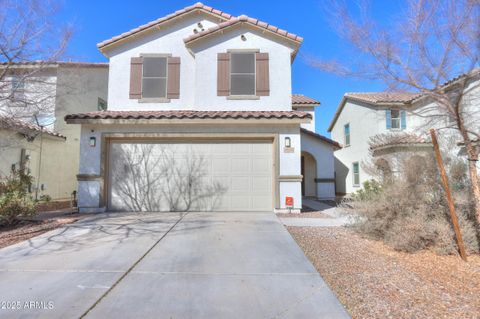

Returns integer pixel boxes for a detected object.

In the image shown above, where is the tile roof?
[0,116,66,139]
[292,94,320,105]
[300,128,341,149]
[65,110,311,122]
[369,133,431,150]
[327,92,420,132]
[344,92,421,104]
[97,2,232,50]
[184,15,303,45]
[0,61,108,68]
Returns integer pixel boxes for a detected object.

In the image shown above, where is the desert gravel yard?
[0,217,83,249]
[288,226,480,319]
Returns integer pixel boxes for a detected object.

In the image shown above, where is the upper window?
[344,123,350,146]
[390,109,401,129]
[11,76,25,100]
[230,53,255,96]
[387,109,406,130]
[142,57,167,98]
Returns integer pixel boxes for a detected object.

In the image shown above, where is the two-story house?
[329,71,480,195]
[66,2,340,213]
[0,61,108,201]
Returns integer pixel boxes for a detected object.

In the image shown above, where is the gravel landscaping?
[276,211,332,218]
[0,215,85,249]
[288,226,480,319]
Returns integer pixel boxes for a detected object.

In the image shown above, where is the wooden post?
[430,129,468,261]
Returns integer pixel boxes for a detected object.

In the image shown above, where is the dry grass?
[288,226,480,319]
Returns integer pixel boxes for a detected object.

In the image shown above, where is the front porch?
[300,128,341,200]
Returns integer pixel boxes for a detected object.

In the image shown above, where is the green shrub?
[352,180,383,201]
[0,170,37,226]
[0,192,36,226]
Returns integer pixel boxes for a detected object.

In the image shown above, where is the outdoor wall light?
[285,137,291,148]
[89,137,96,147]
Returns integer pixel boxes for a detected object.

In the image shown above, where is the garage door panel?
[108,142,272,212]
[252,176,271,193]
[231,143,250,154]
[231,158,250,173]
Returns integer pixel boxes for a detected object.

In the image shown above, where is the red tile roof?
[0,116,66,139]
[97,2,232,50]
[327,92,420,132]
[65,110,311,122]
[344,92,421,104]
[300,128,341,149]
[184,15,303,45]
[0,61,108,68]
[292,94,320,105]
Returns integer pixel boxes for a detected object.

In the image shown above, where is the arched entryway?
[301,151,317,197]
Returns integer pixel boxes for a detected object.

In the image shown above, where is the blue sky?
[58,0,403,136]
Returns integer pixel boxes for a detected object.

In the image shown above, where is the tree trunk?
[461,133,480,226]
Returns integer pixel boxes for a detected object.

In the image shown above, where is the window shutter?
[217,53,230,96]
[256,52,270,96]
[129,57,143,99]
[400,110,407,129]
[386,109,392,129]
[167,57,180,99]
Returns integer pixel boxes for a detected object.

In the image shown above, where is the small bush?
[0,170,37,226]
[352,180,383,201]
[345,154,479,255]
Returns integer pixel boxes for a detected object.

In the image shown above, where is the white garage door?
[108,141,273,212]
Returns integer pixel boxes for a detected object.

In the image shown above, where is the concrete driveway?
[0,212,350,319]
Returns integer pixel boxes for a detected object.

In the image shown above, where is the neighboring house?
[329,72,480,195]
[65,2,339,213]
[0,62,108,200]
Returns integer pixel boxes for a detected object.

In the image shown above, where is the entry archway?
[301,151,317,197]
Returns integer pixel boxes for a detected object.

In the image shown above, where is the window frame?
[344,123,351,147]
[141,55,168,99]
[229,51,256,97]
[352,162,360,187]
[11,75,26,103]
[390,109,401,130]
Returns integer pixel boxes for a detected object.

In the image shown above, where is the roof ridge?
[183,14,303,45]
[97,2,233,50]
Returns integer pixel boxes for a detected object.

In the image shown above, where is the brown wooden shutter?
[167,57,180,99]
[129,57,143,99]
[256,52,270,96]
[217,52,230,96]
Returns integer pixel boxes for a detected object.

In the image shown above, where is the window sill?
[352,184,360,187]
[226,95,260,100]
[139,98,171,103]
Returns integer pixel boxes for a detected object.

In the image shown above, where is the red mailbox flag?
[285,196,294,207]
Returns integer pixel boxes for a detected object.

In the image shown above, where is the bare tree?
[0,0,72,120]
[311,0,480,224]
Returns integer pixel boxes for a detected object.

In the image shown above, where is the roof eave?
[65,118,311,125]
[184,21,303,58]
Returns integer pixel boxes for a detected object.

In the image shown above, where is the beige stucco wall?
[0,65,108,200]
[53,65,109,199]
[0,129,68,199]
